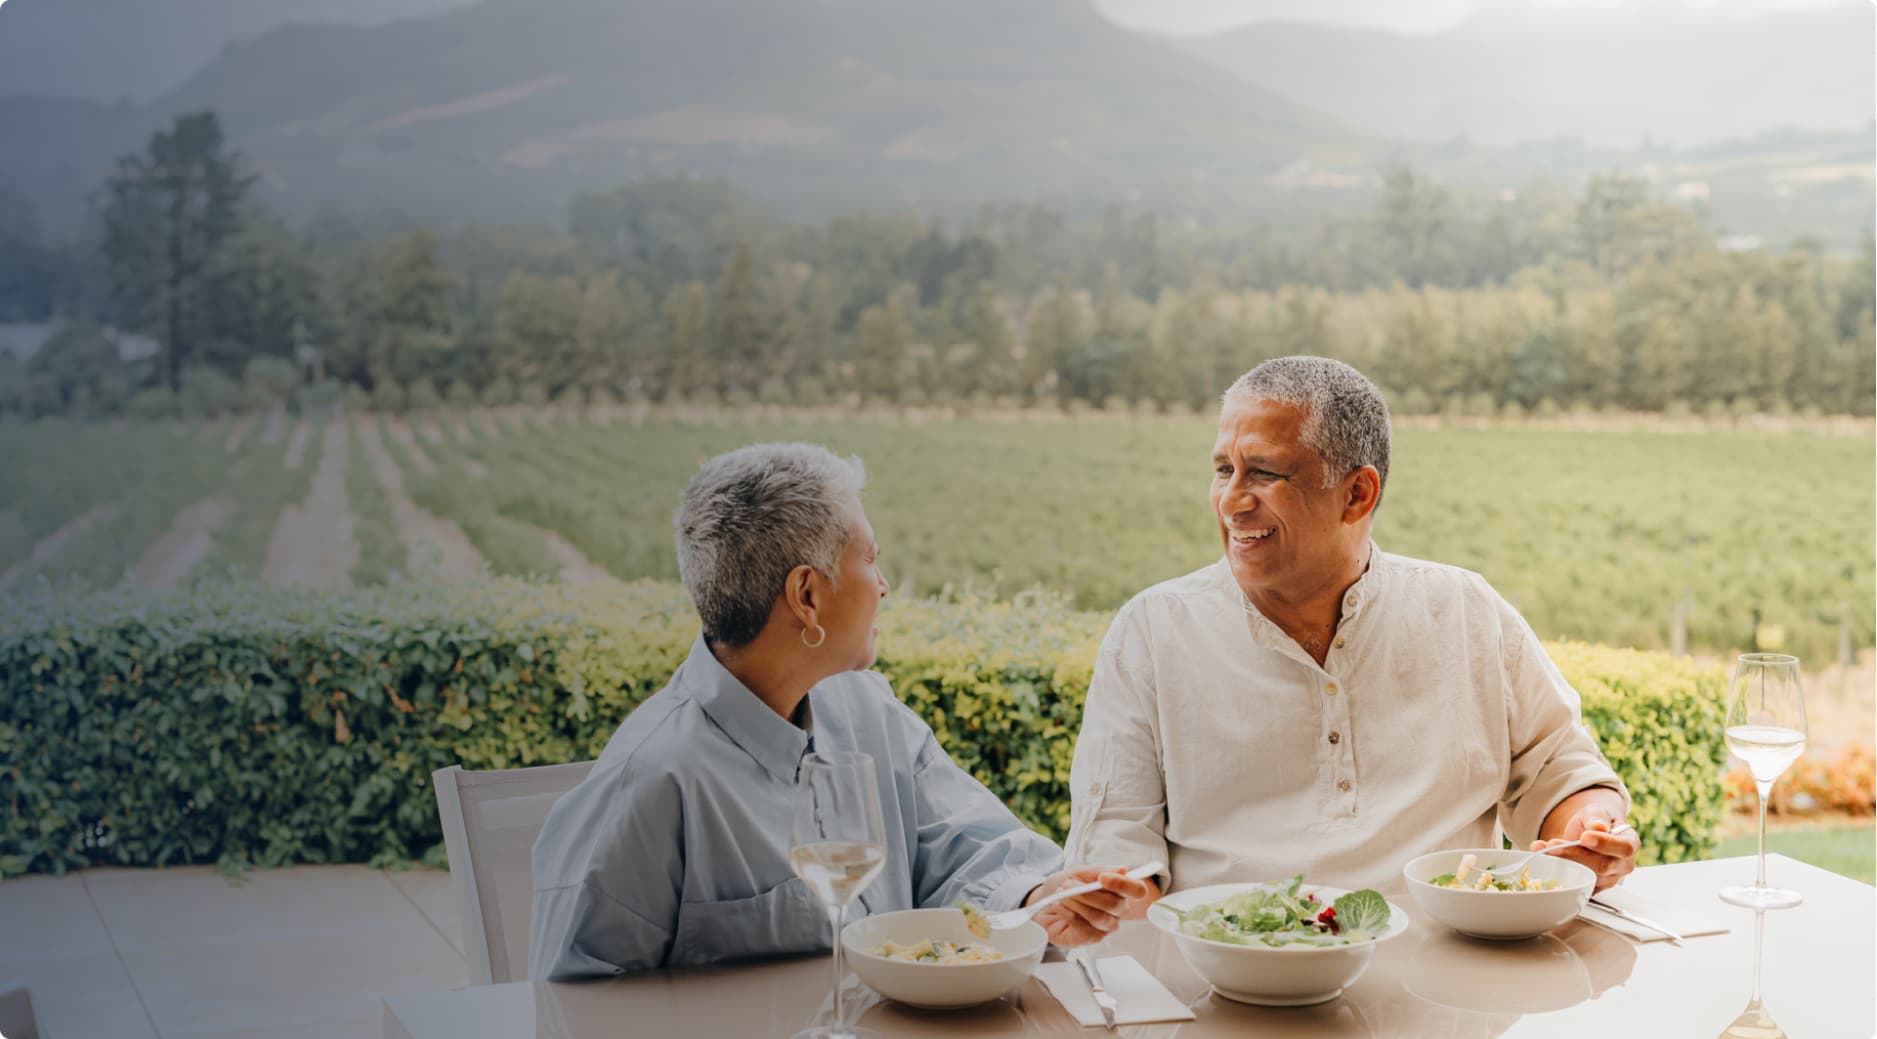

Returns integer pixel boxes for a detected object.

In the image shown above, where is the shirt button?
[1328,731,1341,744]
[1325,682,1339,695]
[1334,636,1346,649]
[1345,593,1360,609]
[1338,779,1351,792]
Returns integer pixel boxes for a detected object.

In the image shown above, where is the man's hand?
[1536,788,1638,892]
[1024,865,1160,947]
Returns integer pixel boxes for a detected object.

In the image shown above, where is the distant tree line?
[1,112,1871,420]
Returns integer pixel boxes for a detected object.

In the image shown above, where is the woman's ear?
[783,563,820,627]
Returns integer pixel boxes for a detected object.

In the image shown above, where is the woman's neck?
[711,632,826,726]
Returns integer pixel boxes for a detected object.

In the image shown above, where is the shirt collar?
[1338,542,1388,620]
[679,631,811,783]
[1220,542,1390,647]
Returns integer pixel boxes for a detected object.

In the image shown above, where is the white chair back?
[432,760,594,985]
[0,980,41,1039]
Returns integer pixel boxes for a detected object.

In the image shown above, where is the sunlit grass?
[1713,824,1875,885]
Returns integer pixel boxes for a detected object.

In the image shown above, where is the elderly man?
[1066,356,1638,901]
[531,442,1151,980]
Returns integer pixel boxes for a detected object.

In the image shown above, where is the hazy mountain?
[0,0,1361,231]
[1183,3,1875,147]
[0,0,483,104]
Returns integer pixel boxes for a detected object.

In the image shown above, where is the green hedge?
[0,580,1725,876]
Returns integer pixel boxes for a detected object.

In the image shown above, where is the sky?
[1094,0,1862,36]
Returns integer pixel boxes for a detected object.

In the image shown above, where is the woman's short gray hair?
[675,442,868,648]
[1222,356,1391,498]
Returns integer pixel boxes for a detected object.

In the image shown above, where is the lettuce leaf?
[1331,889,1391,939]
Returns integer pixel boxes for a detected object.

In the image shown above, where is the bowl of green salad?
[1146,875,1409,1006]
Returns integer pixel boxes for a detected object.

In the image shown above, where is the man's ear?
[1343,467,1381,523]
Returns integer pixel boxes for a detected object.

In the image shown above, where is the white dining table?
[383,854,1876,1039]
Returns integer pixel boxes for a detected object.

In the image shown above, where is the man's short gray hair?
[675,442,868,648]
[1222,356,1391,498]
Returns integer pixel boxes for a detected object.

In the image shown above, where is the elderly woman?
[529,442,1150,979]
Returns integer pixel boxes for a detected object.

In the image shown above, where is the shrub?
[445,379,478,408]
[1544,642,1728,864]
[756,377,790,406]
[127,387,179,421]
[1724,741,1876,816]
[179,366,242,419]
[64,384,97,420]
[372,378,407,413]
[0,582,1727,876]
[480,376,516,407]
[243,357,299,411]
[407,378,442,411]
[95,371,132,416]
[293,379,343,417]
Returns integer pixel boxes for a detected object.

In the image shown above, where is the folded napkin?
[1579,887,1730,943]
[1034,955,1196,1027]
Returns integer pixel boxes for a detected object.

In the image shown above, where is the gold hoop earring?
[801,624,827,649]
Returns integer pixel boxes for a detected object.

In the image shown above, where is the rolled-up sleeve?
[1065,603,1170,889]
[1495,592,1630,846]
[528,764,684,980]
[902,720,1063,912]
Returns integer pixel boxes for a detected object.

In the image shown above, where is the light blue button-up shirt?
[528,633,1063,979]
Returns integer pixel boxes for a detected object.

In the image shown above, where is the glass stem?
[828,902,847,1033]
[1755,779,1772,888]
[1747,909,1766,1008]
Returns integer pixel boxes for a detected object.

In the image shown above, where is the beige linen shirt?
[1065,549,1627,894]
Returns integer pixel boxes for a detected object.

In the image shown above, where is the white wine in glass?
[790,841,888,907]
[790,751,888,1039]
[1719,654,1806,910]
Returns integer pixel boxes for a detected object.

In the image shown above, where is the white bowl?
[1402,849,1595,941]
[1147,882,1411,1007]
[840,908,1046,1010]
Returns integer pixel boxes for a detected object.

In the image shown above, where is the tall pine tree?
[100,112,250,391]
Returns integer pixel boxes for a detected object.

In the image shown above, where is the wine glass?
[1719,653,1807,910]
[790,751,888,1039]
[1716,910,1788,1038]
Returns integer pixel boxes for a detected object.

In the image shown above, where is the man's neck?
[1246,542,1372,663]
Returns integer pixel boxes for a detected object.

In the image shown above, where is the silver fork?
[1484,823,1634,879]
